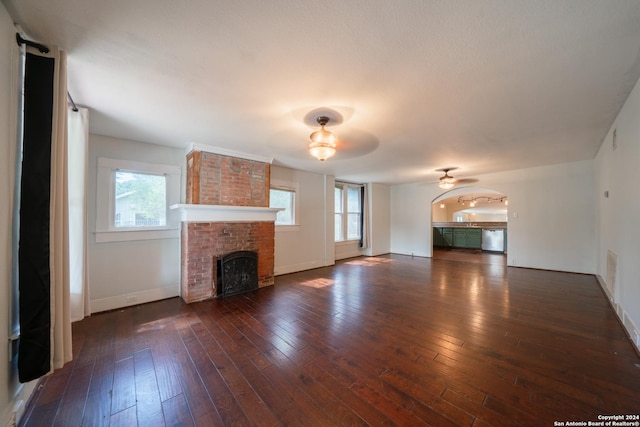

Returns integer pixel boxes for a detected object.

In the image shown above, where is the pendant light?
[309,116,337,161]
[438,168,456,189]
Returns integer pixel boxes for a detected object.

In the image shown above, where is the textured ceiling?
[4,0,640,184]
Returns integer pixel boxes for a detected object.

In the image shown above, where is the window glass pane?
[270,188,294,225]
[347,187,360,212]
[347,213,361,240]
[115,171,166,227]
[335,213,343,241]
[334,187,343,213]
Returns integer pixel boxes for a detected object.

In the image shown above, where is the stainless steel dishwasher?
[481,229,504,252]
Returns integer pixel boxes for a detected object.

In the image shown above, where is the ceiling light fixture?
[309,116,337,161]
[438,168,456,189]
[457,196,509,205]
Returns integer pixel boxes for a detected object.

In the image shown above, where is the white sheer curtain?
[49,46,72,370]
[67,106,90,322]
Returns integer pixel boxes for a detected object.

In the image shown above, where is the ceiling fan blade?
[454,178,479,184]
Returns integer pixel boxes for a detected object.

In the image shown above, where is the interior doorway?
[431,187,508,265]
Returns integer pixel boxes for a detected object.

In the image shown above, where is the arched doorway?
[431,187,508,263]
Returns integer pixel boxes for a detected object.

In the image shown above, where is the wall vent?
[606,250,617,296]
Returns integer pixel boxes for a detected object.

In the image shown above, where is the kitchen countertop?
[432,222,507,229]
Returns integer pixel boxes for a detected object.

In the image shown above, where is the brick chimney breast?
[180,149,274,303]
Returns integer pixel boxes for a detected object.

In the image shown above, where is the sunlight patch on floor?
[298,278,335,288]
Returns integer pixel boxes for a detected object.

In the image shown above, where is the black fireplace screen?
[216,251,259,297]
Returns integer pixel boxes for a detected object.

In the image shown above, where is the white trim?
[170,204,282,222]
[95,157,182,242]
[596,275,640,353]
[186,142,273,164]
[391,250,430,258]
[275,225,301,232]
[334,182,363,242]
[270,179,300,226]
[97,157,181,175]
[94,228,179,243]
[90,285,180,314]
[5,380,38,427]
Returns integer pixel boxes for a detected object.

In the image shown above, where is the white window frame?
[96,157,181,242]
[270,179,300,231]
[335,182,362,242]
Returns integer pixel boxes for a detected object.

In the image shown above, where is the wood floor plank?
[111,357,135,415]
[162,394,195,427]
[49,362,93,427]
[20,252,640,427]
[304,359,394,426]
[177,322,251,426]
[109,406,137,427]
[162,320,224,427]
[189,314,279,427]
[133,348,165,427]
[192,304,301,426]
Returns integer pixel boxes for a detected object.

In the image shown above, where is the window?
[115,171,167,228]
[96,157,181,242]
[335,186,343,241]
[270,179,299,228]
[335,182,362,241]
[269,188,295,225]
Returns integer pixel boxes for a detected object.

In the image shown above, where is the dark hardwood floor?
[20,253,640,426]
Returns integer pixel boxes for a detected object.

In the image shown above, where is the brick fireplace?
[172,146,279,303]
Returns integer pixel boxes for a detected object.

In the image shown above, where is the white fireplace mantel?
[170,204,282,222]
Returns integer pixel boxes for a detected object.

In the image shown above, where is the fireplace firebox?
[216,251,259,297]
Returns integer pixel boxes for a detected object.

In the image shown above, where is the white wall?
[1,5,17,423]
[88,134,183,312]
[391,160,597,274]
[271,168,391,269]
[432,201,451,222]
[271,166,335,274]
[390,182,434,258]
[365,183,391,256]
[595,74,640,349]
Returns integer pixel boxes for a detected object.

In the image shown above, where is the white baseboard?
[596,274,640,354]
[275,260,327,276]
[390,250,431,258]
[3,379,38,427]
[90,285,180,314]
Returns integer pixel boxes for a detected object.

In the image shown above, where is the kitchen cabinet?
[453,228,467,247]
[433,227,481,249]
[442,228,453,246]
[466,229,482,249]
[433,228,443,246]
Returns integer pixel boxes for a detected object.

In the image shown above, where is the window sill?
[95,228,180,243]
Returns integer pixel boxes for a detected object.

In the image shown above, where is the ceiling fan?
[436,167,478,189]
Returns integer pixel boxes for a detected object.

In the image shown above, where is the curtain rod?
[16,33,49,53]
[16,33,79,112]
[67,93,78,112]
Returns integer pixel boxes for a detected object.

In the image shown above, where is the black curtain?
[18,52,55,383]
